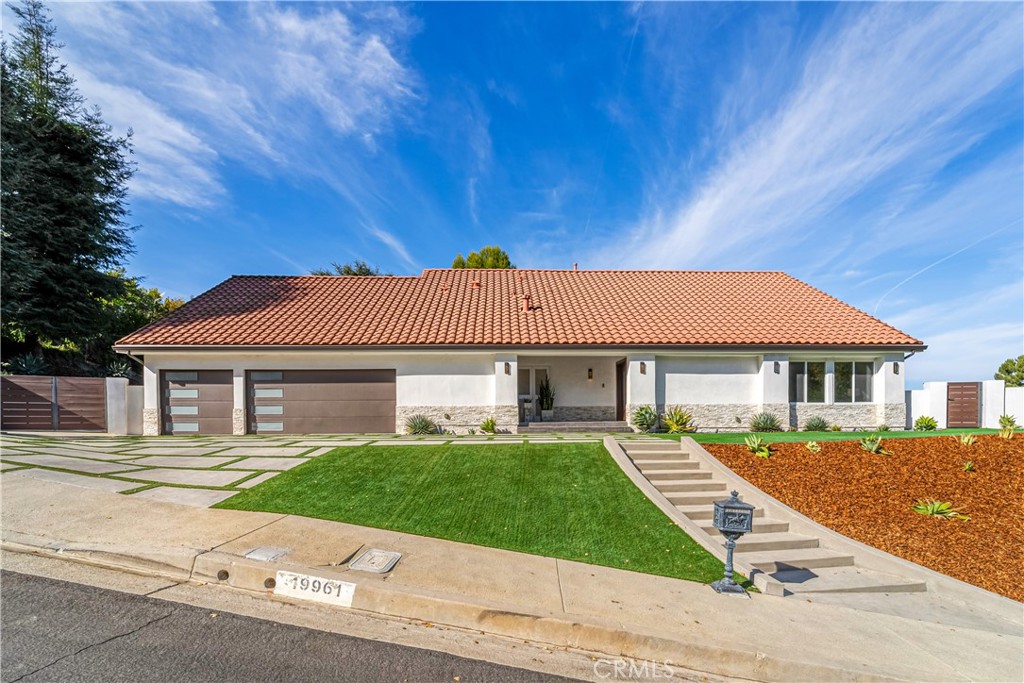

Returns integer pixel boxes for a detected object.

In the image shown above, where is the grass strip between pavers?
[216,442,725,585]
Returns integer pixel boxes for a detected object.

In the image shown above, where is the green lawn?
[216,443,724,584]
[655,428,998,444]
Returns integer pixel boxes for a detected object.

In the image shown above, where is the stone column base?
[142,408,160,436]
[232,408,246,436]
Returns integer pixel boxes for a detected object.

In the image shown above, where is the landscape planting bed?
[705,435,1024,601]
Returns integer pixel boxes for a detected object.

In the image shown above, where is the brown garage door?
[161,370,232,435]
[247,370,396,434]
[947,382,980,428]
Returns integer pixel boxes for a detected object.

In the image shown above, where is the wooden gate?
[1,375,106,431]
[947,382,980,428]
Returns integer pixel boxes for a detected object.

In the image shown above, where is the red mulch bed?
[705,435,1024,602]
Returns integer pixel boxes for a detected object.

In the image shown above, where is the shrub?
[631,405,659,433]
[661,406,696,434]
[962,460,976,472]
[859,434,891,455]
[829,424,843,432]
[106,358,134,379]
[803,416,829,432]
[749,411,782,432]
[876,424,891,432]
[2,354,49,376]
[999,427,1015,440]
[998,414,1020,430]
[914,416,937,431]
[479,417,497,434]
[958,433,977,446]
[744,434,772,458]
[405,414,438,435]
[467,428,476,435]
[805,441,821,453]
[911,499,969,521]
[538,376,555,411]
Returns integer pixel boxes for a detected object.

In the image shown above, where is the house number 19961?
[274,570,356,608]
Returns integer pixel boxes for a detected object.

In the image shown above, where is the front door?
[517,367,548,423]
[615,359,627,421]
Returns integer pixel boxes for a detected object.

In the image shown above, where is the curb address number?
[274,570,356,608]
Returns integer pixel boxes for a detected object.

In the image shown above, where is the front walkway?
[0,432,661,507]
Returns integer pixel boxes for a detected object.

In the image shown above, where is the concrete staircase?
[620,440,927,596]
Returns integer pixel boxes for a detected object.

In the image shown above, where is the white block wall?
[907,379,1019,429]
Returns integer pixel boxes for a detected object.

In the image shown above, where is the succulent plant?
[405,414,438,435]
[803,416,829,432]
[914,416,938,431]
[748,411,783,433]
[661,406,696,434]
[912,499,969,521]
[631,405,659,433]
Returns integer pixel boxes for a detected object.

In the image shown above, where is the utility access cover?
[349,548,402,574]
[245,546,290,562]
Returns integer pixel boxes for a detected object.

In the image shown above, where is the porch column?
[626,354,655,428]
[760,354,789,425]
[232,367,246,435]
[494,354,519,432]
[877,354,906,429]
[142,363,160,436]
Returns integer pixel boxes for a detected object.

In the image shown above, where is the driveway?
[0,432,656,508]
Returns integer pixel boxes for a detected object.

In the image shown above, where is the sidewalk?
[2,471,1021,682]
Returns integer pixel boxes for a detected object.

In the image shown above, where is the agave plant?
[748,411,782,433]
[106,358,135,378]
[405,414,438,435]
[2,354,49,376]
[998,427,1015,440]
[744,434,772,458]
[876,424,891,432]
[479,417,497,434]
[803,416,829,432]
[859,434,891,455]
[631,405,659,433]
[914,415,938,431]
[998,414,1019,430]
[805,441,821,453]
[661,406,696,434]
[958,433,977,447]
[962,460,976,472]
[912,499,969,521]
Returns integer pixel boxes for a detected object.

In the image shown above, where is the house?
[114,269,925,435]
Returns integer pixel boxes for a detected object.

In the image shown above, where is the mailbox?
[713,491,754,535]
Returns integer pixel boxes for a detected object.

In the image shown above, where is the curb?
[2,536,908,683]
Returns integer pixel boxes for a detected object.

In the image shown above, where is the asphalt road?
[1,571,576,683]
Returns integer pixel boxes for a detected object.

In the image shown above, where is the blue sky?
[9,2,1023,387]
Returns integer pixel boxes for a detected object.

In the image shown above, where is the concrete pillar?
[104,377,129,435]
[759,355,789,423]
[232,368,246,435]
[877,355,907,429]
[142,363,160,436]
[626,354,655,428]
[494,354,518,432]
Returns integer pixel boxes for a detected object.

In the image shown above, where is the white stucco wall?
[656,356,759,405]
[981,380,1005,429]
[907,380,1010,429]
[1006,386,1024,426]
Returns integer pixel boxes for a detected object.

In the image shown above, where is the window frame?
[789,360,874,404]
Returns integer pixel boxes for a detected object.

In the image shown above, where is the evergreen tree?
[995,355,1024,388]
[451,245,516,269]
[1,0,134,352]
[311,259,390,276]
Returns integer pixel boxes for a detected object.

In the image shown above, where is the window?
[834,362,873,402]
[789,362,825,403]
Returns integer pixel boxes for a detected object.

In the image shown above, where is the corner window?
[789,362,825,403]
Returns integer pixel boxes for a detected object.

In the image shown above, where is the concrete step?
[643,465,703,478]
[655,481,728,493]
[675,505,765,520]
[519,421,629,433]
[651,473,716,487]
[628,452,693,460]
[740,548,853,572]
[621,441,682,452]
[731,532,819,553]
[700,519,790,534]
[771,566,927,595]
[663,491,728,506]
[636,459,692,470]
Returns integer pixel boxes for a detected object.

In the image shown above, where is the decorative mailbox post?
[711,490,755,595]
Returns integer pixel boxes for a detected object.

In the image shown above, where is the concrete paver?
[223,457,308,471]
[126,468,255,487]
[0,454,141,475]
[218,447,311,457]
[2,446,137,460]
[123,456,240,468]
[3,468,139,493]
[130,487,239,508]
[123,447,225,456]
[236,472,279,489]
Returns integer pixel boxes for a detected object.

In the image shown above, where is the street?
[1,571,576,683]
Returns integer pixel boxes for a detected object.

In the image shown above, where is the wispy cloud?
[366,224,419,271]
[590,3,1022,269]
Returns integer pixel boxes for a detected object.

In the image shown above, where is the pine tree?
[451,246,515,269]
[1,0,134,351]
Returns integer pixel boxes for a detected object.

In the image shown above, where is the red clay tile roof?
[115,270,924,349]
